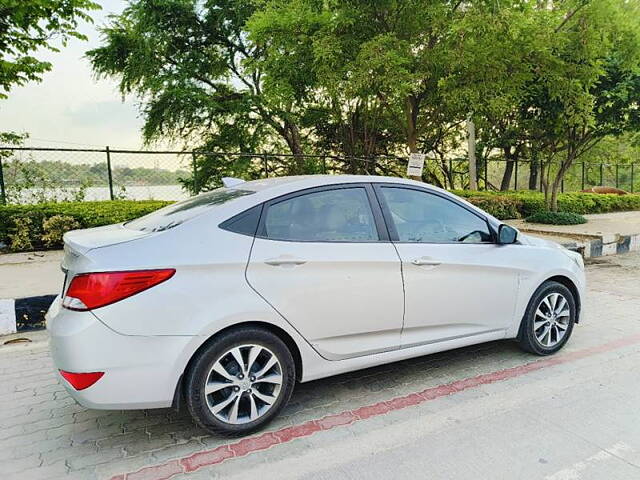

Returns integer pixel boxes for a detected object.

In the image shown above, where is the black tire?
[517,281,576,355]
[185,327,296,436]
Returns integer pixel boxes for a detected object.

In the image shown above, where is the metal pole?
[263,154,268,178]
[632,164,635,193]
[449,159,453,189]
[615,164,619,189]
[581,162,585,191]
[191,152,198,194]
[106,146,114,201]
[322,156,327,174]
[600,163,604,186]
[514,160,518,191]
[0,153,6,205]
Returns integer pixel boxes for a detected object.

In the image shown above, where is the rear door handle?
[265,257,307,266]
[411,257,442,266]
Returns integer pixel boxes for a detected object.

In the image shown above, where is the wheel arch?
[543,275,581,323]
[172,321,304,410]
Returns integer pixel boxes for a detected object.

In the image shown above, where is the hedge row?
[455,190,640,219]
[0,200,171,251]
[1,192,640,252]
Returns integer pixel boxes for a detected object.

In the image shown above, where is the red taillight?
[62,269,175,311]
[59,370,104,390]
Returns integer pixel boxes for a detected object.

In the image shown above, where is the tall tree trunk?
[283,120,304,174]
[500,147,515,191]
[529,151,539,190]
[404,96,419,154]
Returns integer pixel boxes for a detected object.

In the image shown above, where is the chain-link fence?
[0,146,638,205]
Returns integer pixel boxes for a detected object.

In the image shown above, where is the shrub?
[8,216,35,251]
[454,190,640,219]
[525,211,588,225]
[464,195,521,220]
[42,215,81,247]
[0,200,170,252]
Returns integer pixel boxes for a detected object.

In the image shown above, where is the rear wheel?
[517,281,576,355]
[185,327,296,436]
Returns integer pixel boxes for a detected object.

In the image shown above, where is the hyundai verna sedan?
[47,176,585,435]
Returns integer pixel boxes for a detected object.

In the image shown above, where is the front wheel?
[517,281,576,355]
[185,327,296,436]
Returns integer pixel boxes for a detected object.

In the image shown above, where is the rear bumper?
[47,296,193,410]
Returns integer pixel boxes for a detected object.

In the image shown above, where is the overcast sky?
[0,1,149,149]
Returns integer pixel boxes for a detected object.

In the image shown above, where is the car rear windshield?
[124,188,255,232]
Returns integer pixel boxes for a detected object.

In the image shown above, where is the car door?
[374,184,520,348]
[246,184,405,360]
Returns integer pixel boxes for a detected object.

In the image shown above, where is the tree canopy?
[0,0,100,99]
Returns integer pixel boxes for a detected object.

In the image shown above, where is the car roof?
[236,175,430,193]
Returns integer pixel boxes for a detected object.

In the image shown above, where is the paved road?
[1,252,640,479]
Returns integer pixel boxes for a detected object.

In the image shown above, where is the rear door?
[246,184,404,360]
[374,184,520,348]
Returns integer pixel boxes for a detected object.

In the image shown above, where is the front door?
[375,185,520,348]
[246,184,404,360]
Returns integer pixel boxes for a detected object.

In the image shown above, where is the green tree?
[88,0,312,184]
[527,0,640,210]
[249,0,466,161]
[0,0,100,99]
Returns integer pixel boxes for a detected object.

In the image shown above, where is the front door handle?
[265,256,307,266]
[411,257,442,266]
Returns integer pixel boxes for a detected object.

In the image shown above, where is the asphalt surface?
[1,252,639,479]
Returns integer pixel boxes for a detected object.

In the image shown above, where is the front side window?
[264,188,378,242]
[380,187,491,243]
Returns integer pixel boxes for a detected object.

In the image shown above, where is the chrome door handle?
[411,258,441,266]
[265,257,307,266]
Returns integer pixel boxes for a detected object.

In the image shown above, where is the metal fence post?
[632,164,635,193]
[263,154,269,178]
[105,146,114,201]
[600,163,604,186]
[514,160,518,191]
[191,151,198,194]
[581,162,585,191]
[615,164,619,189]
[0,153,6,205]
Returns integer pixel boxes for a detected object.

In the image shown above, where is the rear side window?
[125,188,255,232]
[263,188,378,242]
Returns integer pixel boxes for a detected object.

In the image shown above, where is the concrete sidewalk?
[0,251,64,299]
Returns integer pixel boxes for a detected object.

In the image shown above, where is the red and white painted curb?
[111,333,640,480]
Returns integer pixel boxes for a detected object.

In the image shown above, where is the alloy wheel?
[204,344,283,425]
[533,292,571,348]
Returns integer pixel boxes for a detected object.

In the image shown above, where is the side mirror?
[497,224,518,244]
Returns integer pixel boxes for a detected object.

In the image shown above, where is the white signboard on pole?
[407,153,425,177]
